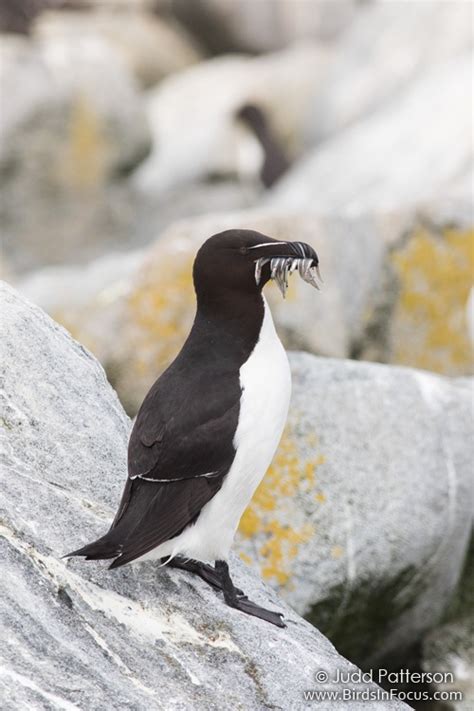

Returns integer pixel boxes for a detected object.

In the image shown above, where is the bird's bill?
[250,240,322,298]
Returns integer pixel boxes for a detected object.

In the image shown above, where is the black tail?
[64,477,154,565]
[65,531,123,561]
[65,477,135,562]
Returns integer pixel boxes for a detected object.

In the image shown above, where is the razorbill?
[68,229,321,627]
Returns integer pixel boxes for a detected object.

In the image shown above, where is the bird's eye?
[239,246,248,255]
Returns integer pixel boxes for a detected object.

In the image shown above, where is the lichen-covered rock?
[18,210,387,413]
[354,200,474,378]
[34,9,202,88]
[18,203,473,413]
[0,282,409,710]
[269,52,472,215]
[382,221,474,376]
[0,33,150,270]
[236,352,473,669]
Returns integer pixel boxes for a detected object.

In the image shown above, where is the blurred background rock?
[1,1,472,708]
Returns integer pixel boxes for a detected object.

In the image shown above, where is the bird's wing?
[107,475,226,567]
[105,362,242,566]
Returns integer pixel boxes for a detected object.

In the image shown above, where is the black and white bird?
[68,229,321,627]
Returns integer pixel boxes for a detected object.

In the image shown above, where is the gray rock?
[0,33,150,271]
[34,9,202,88]
[0,282,408,710]
[14,250,146,375]
[269,52,473,215]
[236,352,474,669]
[307,0,473,143]
[421,537,474,710]
[171,0,357,53]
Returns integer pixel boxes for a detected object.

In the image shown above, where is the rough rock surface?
[16,249,146,371]
[421,538,474,710]
[236,352,473,669]
[269,52,473,215]
[18,203,473,412]
[0,282,409,710]
[0,33,150,270]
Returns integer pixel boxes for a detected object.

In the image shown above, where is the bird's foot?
[215,560,286,628]
[167,557,244,596]
[167,556,221,589]
[166,557,283,626]
[224,593,286,628]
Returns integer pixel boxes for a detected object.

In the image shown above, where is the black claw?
[229,596,287,628]
[215,559,286,628]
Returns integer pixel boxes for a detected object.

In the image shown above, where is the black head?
[193,229,320,309]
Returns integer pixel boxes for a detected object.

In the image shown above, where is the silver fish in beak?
[254,254,322,298]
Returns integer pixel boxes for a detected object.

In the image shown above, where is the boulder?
[132,44,329,195]
[269,52,473,215]
[34,9,202,88]
[0,282,409,710]
[131,179,262,251]
[236,352,473,669]
[171,0,358,53]
[306,0,474,143]
[14,250,146,370]
[0,33,150,270]
[421,537,474,711]
[376,210,474,377]
[17,203,473,412]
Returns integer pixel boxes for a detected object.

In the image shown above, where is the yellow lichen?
[125,251,195,387]
[239,552,253,566]
[390,227,474,375]
[239,432,325,586]
[58,95,108,189]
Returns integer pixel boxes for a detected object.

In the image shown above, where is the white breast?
[140,296,292,565]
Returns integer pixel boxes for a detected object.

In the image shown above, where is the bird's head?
[193,229,321,304]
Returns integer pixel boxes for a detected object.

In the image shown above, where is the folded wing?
[69,359,241,567]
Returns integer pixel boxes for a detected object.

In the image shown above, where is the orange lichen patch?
[239,552,253,566]
[305,432,319,447]
[259,521,314,585]
[314,492,326,503]
[390,227,474,375]
[239,432,325,586]
[58,95,108,189]
[125,250,195,383]
[331,545,344,559]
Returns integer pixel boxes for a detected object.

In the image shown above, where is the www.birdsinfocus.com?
[67,229,321,628]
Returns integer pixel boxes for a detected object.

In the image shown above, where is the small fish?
[254,255,322,298]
